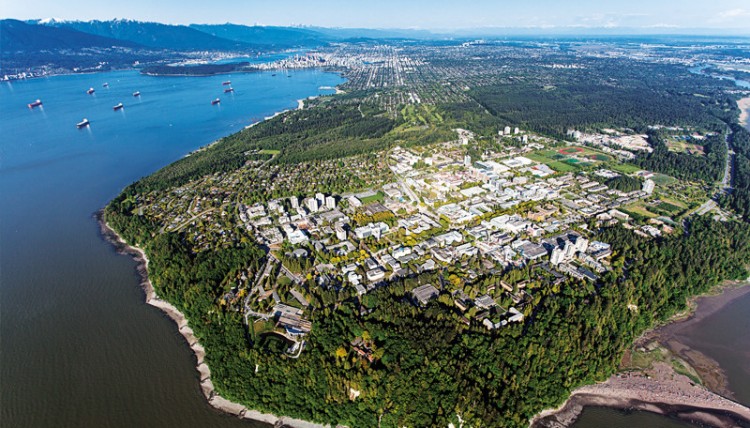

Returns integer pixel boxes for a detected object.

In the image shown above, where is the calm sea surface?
[0,67,342,427]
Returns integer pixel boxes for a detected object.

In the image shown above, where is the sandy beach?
[96,211,329,428]
[738,97,750,128]
[531,281,750,428]
[532,364,750,428]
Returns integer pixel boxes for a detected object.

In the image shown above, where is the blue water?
[688,65,750,89]
[0,69,342,427]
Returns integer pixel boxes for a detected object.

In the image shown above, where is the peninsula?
[104,38,750,427]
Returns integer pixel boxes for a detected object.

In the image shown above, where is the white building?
[348,196,362,208]
[306,197,319,213]
[335,223,347,241]
[325,196,336,210]
[550,246,565,265]
[287,229,309,245]
[354,222,390,240]
[366,268,385,282]
[643,179,655,195]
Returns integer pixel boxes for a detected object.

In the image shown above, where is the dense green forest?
[130,101,459,194]
[605,175,643,193]
[634,132,727,183]
[720,124,750,220]
[469,61,738,138]
[105,190,750,428]
[141,62,251,76]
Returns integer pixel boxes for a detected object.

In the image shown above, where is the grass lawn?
[656,202,685,214]
[652,173,677,186]
[259,149,281,155]
[622,202,659,218]
[610,163,643,174]
[525,152,578,172]
[360,191,385,204]
[658,197,688,209]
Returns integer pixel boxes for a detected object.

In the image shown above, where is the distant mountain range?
[1,19,141,51]
[7,18,745,77]
[2,18,456,75]
[189,24,326,48]
[2,19,450,57]
[58,20,253,51]
[5,19,339,53]
[0,19,334,74]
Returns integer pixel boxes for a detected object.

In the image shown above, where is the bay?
[0,68,342,427]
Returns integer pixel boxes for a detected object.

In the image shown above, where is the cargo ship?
[76,118,90,128]
[211,98,221,105]
[28,99,43,109]
[87,87,95,95]
[113,103,124,111]
[224,87,234,93]
[133,91,140,97]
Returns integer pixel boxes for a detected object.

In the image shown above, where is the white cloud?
[716,8,750,20]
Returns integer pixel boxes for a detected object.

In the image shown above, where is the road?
[385,148,441,222]
[268,253,305,284]
[692,128,734,217]
[721,129,734,193]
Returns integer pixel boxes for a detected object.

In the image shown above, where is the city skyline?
[4,0,750,34]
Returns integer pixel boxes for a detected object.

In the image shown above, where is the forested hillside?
[634,132,727,183]
[470,61,737,137]
[720,124,750,220]
[106,192,750,427]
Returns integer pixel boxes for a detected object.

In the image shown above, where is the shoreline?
[96,210,329,428]
[738,96,750,128]
[531,281,750,427]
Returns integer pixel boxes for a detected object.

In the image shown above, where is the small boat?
[133,91,140,97]
[113,103,124,111]
[211,98,221,105]
[87,87,95,95]
[28,99,43,109]
[222,81,231,85]
[103,82,109,88]
[224,87,234,93]
[271,73,277,76]
[76,118,90,128]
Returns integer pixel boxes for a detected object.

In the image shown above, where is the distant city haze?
[4,0,750,33]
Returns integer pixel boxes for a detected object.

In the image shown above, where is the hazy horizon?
[3,0,750,35]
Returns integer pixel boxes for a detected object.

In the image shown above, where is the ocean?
[0,67,342,427]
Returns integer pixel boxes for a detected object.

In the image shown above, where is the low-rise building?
[411,284,439,306]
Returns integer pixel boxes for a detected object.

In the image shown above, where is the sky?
[3,0,750,32]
